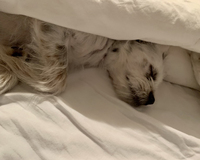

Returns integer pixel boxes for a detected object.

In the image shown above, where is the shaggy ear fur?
[0,65,18,94]
[0,46,18,94]
[20,19,69,94]
[0,19,69,94]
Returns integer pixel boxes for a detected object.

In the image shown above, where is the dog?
[0,11,168,107]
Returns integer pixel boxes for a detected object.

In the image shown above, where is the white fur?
[0,12,167,107]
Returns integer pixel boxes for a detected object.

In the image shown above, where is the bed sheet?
[0,68,199,160]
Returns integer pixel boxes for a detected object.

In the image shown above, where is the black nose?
[145,92,155,105]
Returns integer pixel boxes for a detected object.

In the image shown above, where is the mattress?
[0,0,200,160]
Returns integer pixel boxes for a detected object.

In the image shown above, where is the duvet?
[0,0,200,160]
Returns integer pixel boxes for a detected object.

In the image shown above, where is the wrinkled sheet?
[0,69,199,160]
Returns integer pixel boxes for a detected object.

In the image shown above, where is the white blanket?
[1,69,200,160]
[1,0,200,52]
[1,0,200,160]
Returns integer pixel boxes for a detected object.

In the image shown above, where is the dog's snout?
[145,91,155,105]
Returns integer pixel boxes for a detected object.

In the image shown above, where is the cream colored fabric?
[164,47,200,91]
[0,0,200,52]
[0,69,200,160]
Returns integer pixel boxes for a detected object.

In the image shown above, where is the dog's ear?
[0,63,18,94]
[0,45,19,94]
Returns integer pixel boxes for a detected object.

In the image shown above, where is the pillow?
[164,46,200,91]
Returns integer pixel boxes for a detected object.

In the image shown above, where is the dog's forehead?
[128,47,152,64]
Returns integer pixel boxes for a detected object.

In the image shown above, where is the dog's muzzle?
[145,91,155,105]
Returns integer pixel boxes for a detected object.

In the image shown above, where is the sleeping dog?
[0,12,168,107]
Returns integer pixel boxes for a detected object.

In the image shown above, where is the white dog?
[0,12,168,107]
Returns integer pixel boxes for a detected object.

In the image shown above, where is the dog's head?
[105,40,168,107]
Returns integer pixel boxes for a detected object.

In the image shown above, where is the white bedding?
[1,0,200,159]
[0,69,199,160]
[1,0,200,52]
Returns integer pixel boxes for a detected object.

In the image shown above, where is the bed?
[0,0,200,159]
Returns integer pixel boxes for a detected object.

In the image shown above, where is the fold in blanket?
[1,0,200,52]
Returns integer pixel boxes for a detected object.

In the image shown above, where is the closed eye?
[112,48,119,52]
[146,64,157,81]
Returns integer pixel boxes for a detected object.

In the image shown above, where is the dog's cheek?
[108,70,133,102]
